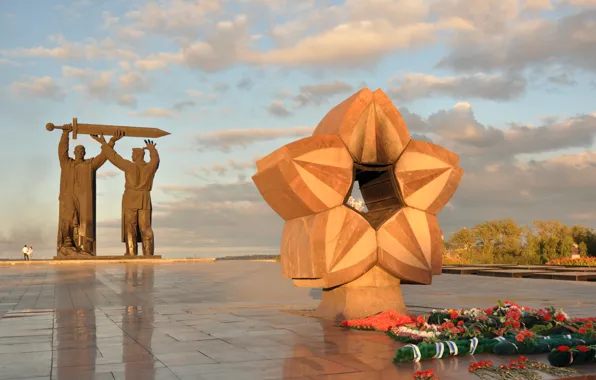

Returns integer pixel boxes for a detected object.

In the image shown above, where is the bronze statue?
[91,131,160,256]
[56,125,120,257]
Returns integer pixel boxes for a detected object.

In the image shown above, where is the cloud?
[172,100,196,111]
[236,76,254,90]
[426,102,596,159]
[97,170,121,179]
[267,100,293,118]
[135,52,183,71]
[148,181,283,248]
[388,72,527,102]
[194,126,313,152]
[547,72,577,86]
[245,18,470,68]
[131,108,173,118]
[185,89,219,103]
[292,80,353,107]
[9,76,66,100]
[62,65,95,79]
[64,67,150,108]
[0,58,20,66]
[213,82,230,93]
[1,34,138,62]
[124,0,222,41]
[198,157,261,176]
[182,15,250,72]
[435,8,596,73]
[118,71,150,92]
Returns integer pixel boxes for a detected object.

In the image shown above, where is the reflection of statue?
[91,133,160,256]
[56,126,119,256]
[55,266,97,377]
[122,265,155,380]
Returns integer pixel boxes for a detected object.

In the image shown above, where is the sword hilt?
[45,118,79,139]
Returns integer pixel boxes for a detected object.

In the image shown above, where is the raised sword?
[46,117,170,139]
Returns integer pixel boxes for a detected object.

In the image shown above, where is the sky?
[0,0,595,259]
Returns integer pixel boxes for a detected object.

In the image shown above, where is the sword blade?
[77,123,170,138]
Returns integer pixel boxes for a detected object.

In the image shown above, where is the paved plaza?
[1,261,596,380]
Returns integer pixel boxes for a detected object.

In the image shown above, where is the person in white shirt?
[27,246,33,261]
[22,245,28,261]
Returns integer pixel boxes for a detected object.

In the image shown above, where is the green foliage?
[445,219,596,265]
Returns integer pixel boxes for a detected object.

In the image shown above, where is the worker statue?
[91,131,160,256]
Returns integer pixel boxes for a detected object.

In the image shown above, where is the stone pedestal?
[314,265,409,321]
[53,255,162,260]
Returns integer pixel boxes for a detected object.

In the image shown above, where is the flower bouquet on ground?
[339,310,415,331]
[413,369,439,380]
[468,356,576,380]
[393,333,596,363]
[548,344,596,367]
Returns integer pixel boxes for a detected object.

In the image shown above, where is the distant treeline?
[444,219,596,264]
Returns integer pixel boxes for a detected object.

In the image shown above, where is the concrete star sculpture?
[252,88,464,320]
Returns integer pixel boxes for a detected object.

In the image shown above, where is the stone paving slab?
[1,262,596,379]
[475,269,556,278]
[532,272,596,281]
[441,267,490,274]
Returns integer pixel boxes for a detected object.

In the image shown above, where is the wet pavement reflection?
[1,261,596,379]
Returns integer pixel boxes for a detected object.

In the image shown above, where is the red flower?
[557,346,571,352]
[556,313,567,322]
[544,314,552,321]
[577,345,590,353]
[519,356,528,363]
[512,321,521,329]
[587,322,594,329]
[519,364,526,369]
[458,327,465,333]
[450,311,459,319]
[457,320,464,326]
[579,327,587,334]
[416,315,425,325]
[515,333,525,342]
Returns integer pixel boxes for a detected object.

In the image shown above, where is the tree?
[571,225,596,257]
[559,235,575,258]
[446,227,476,252]
[579,241,589,257]
[533,220,570,239]
[539,237,559,263]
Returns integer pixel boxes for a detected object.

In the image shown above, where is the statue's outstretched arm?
[91,130,128,171]
[101,143,133,172]
[58,129,72,167]
[145,139,160,171]
[91,139,117,170]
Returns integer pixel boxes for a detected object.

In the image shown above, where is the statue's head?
[74,145,86,160]
[132,148,145,163]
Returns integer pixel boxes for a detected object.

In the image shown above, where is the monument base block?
[314,266,410,321]
[53,255,162,261]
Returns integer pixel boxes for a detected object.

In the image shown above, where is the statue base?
[313,266,410,321]
[53,255,162,260]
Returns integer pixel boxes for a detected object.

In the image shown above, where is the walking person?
[27,246,33,261]
[22,245,28,261]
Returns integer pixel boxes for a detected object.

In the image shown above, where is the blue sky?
[1,0,595,259]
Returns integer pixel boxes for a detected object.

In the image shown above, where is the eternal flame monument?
[252,88,464,320]
[46,118,169,259]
